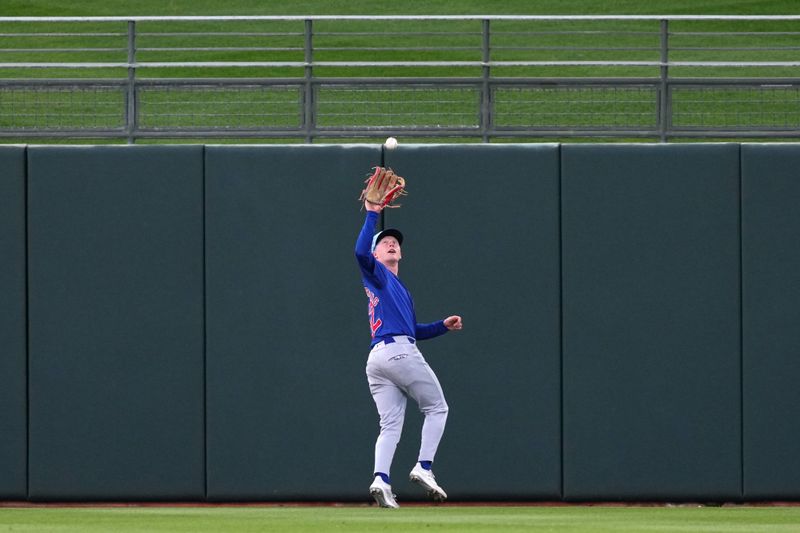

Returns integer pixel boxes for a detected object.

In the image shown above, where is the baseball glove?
[359,166,407,208]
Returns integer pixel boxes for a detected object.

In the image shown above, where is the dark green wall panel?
[742,144,800,499]
[27,146,205,500]
[205,145,380,500]
[561,144,741,500]
[7,142,800,503]
[0,146,27,498]
[384,144,562,500]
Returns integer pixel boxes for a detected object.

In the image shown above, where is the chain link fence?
[0,16,799,142]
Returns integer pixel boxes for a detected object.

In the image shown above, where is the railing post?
[304,18,314,144]
[481,18,491,143]
[659,18,669,143]
[126,20,137,144]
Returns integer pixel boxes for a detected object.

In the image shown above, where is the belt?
[373,335,416,348]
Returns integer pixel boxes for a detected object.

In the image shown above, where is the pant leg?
[366,348,408,476]
[403,347,449,463]
[367,341,449,472]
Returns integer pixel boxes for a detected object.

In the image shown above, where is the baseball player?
[355,198,463,508]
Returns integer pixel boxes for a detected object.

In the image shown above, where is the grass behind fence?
[3,0,800,16]
[1,1,799,141]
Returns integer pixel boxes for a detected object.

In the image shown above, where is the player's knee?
[423,401,448,416]
[379,412,405,432]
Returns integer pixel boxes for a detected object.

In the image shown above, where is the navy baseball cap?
[371,228,404,252]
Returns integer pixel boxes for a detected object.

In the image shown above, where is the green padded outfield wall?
[561,144,742,501]
[8,143,800,502]
[741,144,800,499]
[0,146,27,499]
[384,144,562,500]
[204,145,381,501]
[27,146,205,500]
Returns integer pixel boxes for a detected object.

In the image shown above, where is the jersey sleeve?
[415,320,448,340]
[355,211,384,286]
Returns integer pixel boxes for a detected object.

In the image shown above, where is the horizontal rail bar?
[0,32,126,37]
[3,129,798,140]
[495,30,659,36]
[136,47,304,52]
[2,15,800,21]
[138,32,305,37]
[670,47,800,51]
[0,48,125,52]
[3,60,800,69]
[315,31,483,36]
[2,76,796,86]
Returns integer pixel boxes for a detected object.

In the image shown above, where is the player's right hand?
[444,315,463,331]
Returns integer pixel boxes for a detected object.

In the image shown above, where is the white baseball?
[384,137,398,150]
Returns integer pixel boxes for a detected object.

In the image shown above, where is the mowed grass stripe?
[2,506,800,533]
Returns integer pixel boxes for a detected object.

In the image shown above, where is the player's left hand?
[444,315,462,331]
[364,199,384,212]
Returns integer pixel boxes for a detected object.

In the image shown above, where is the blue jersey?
[355,212,448,347]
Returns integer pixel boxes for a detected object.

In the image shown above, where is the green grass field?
[2,505,800,533]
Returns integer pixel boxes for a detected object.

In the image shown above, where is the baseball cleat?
[409,463,447,502]
[369,477,399,508]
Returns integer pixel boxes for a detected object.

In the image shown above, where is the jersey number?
[365,288,382,337]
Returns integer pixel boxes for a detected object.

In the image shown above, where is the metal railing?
[0,15,799,142]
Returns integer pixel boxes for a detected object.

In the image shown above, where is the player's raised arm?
[355,210,380,274]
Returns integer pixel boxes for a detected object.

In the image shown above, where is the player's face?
[373,236,402,264]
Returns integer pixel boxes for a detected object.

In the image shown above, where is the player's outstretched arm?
[443,315,463,331]
[355,209,380,274]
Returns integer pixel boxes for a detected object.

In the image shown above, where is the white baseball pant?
[366,335,449,476]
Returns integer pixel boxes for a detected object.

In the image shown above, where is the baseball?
[384,137,398,150]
